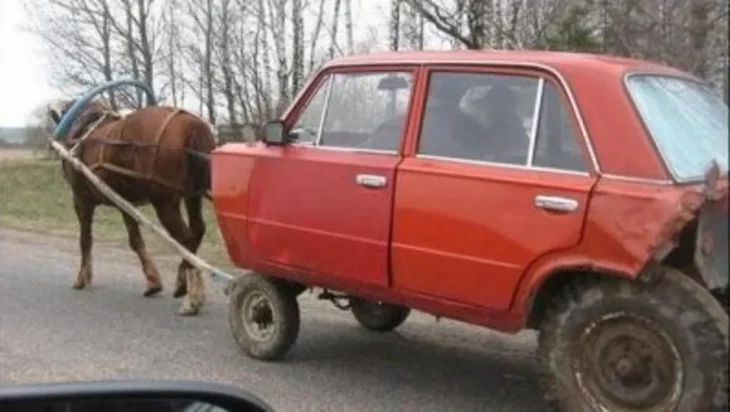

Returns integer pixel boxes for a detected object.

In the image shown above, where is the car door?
[392,67,599,311]
[248,68,417,287]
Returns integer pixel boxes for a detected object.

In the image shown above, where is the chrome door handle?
[534,195,579,213]
[356,174,387,188]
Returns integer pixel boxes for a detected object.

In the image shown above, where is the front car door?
[248,67,417,288]
[392,66,599,311]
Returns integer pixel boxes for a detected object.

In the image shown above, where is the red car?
[211,51,728,412]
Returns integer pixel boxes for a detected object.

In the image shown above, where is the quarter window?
[532,82,587,172]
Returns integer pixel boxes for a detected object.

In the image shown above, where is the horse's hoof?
[72,282,86,290]
[176,305,200,316]
[173,284,188,298]
[144,285,163,297]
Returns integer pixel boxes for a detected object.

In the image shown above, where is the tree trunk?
[328,0,342,59]
[344,0,354,54]
[292,0,305,93]
[390,0,401,51]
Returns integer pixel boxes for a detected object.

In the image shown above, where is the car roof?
[323,50,688,78]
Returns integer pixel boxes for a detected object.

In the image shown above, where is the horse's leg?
[181,195,207,311]
[72,195,95,290]
[172,196,207,298]
[151,198,204,316]
[121,212,163,297]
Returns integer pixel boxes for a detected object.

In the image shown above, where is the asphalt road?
[0,228,546,412]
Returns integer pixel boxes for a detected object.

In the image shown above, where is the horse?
[48,99,216,316]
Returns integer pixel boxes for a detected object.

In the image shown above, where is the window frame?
[413,65,596,177]
[285,65,420,156]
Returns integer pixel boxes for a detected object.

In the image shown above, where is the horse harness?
[68,108,188,190]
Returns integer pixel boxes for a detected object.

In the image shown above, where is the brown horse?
[48,99,216,316]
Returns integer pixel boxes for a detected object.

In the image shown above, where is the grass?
[0,158,233,269]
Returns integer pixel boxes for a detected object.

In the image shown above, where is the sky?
[0,0,440,128]
[0,1,57,127]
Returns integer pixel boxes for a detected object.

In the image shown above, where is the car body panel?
[247,146,399,287]
[392,157,596,311]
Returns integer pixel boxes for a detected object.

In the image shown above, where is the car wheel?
[350,297,410,332]
[228,274,300,361]
[538,267,728,412]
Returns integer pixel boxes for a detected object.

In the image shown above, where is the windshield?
[625,74,729,182]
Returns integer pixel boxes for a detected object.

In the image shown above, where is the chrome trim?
[311,145,398,155]
[322,59,602,173]
[622,72,729,184]
[415,154,591,177]
[534,195,579,213]
[526,78,545,167]
[314,75,335,146]
[600,173,674,185]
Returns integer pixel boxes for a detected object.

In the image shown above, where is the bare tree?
[390,0,401,51]
[267,0,290,114]
[291,0,305,93]
[344,0,354,54]
[328,0,342,58]
[308,0,328,72]
[403,0,490,49]
[401,1,425,50]
[217,0,237,125]
[26,0,119,102]
[185,0,216,123]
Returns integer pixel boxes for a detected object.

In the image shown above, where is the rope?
[69,112,112,156]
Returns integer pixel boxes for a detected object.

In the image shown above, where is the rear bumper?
[694,190,729,293]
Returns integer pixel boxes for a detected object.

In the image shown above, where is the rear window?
[625,75,728,182]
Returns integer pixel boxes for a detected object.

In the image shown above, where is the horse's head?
[47,99,111,140]
[47,99,76,126]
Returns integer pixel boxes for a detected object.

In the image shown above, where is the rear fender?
[653,162,728,293]
[516,163,727,325]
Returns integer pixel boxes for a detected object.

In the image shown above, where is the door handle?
[355,174,387,188]
[534,195,579,213]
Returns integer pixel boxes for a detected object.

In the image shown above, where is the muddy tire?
[228,274,300,361]
[538,267,728,412]
[350,297,410,332]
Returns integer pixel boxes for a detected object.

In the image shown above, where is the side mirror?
[0,380,274,412]
[263,120,289,145]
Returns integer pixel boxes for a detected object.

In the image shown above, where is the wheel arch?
[524,268,624,329]
[512,254,638,330]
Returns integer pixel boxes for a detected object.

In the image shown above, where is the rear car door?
[392,67,599,310]
[248,68,417,287]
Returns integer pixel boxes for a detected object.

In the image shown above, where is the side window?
[532,82,588,172]
[290,75,331,144]
[318,72,414,152]
[418,72,540,165]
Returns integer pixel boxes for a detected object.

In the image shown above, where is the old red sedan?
[211,50,728,412]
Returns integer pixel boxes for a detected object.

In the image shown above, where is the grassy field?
[0,147,40,161]
[0,157,232,268]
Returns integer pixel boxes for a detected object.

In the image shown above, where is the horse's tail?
[185,120,216,200]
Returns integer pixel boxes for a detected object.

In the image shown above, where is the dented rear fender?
[654,162,728,293]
